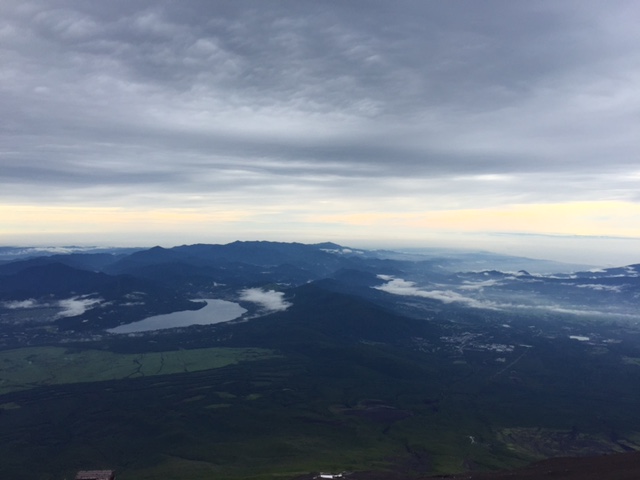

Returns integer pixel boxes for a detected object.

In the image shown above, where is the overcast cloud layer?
[2,1,640,263]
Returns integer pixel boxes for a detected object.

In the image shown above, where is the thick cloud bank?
[239,288,291,312]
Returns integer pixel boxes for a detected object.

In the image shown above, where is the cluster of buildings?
[75,471,115,480]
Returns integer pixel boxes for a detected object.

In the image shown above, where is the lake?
[107,299,247,334]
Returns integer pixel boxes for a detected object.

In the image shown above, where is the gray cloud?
[374,276,500,310]
[1,0,640,236]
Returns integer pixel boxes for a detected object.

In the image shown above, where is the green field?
[0,346,279,395]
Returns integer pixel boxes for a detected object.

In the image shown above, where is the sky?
[1,0,640,265]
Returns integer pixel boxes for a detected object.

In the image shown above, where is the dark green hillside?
[2,281,640,479]
[220,283,440,348]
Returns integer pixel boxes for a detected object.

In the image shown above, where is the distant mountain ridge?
[2,241,640,321]
[0,253,127,276]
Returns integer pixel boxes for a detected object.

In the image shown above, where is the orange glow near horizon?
[0,205,252,235]
[2,200,640,241]
[309,200,640,238]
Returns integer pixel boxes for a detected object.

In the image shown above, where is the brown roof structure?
[75,470,115,480]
